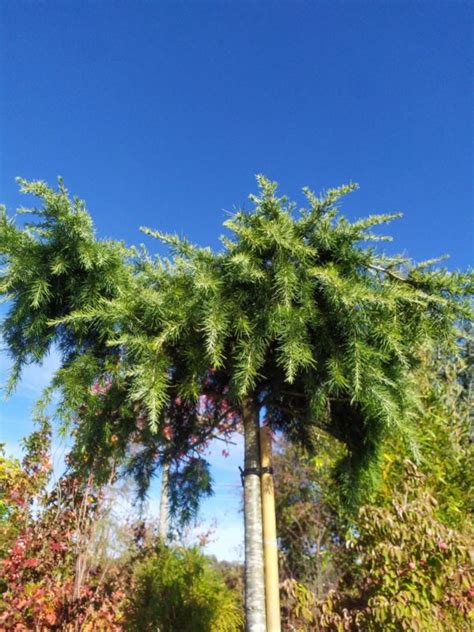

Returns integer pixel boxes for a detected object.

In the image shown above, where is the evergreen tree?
[129,176,472,630]
[1,177,472,631]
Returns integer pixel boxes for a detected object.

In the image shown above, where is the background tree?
[374,337,474,528]
[0,426,247,632]
[0,425,127,630]
[0,419,51,561]
[272,436,343,598]
[126,543,243,632]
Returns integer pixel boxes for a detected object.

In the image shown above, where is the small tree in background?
[0,423,127,630]
[126,543,243,632]
[0,419,51,560]
[374,336,474,529]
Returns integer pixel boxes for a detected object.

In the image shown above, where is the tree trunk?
[159,461,170,541]
[242,396,267,632]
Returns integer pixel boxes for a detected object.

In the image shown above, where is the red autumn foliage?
[0,423,127,631]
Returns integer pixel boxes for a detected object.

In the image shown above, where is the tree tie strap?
[239,466,274,487]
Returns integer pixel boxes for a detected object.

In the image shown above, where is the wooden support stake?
[260,426,281,632]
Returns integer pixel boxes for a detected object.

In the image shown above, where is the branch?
[366,263,408,283]
[366,262,436,302]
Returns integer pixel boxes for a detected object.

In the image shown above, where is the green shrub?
[319,464,474,631]
[125,544,243,632]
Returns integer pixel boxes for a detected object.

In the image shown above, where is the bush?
[319,464,474,631]
[125,544,243,632]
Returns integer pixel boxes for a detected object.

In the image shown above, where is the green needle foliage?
[0,179,230,521]
[1,176,472,506]
[0,178,132,394]
[138,176,472,502]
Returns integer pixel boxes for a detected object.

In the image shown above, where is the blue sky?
[0,1,472,560]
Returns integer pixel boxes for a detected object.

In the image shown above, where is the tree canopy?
[1,176,473,631]
[1,176,472,503]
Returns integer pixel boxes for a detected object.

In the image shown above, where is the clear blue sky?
[0,1,472,559]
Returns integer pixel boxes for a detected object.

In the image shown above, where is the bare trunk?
[159,461,170,541]
[243,396,267,632]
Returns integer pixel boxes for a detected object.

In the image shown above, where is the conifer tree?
[132,176,472,630]
[1,177,472,632]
